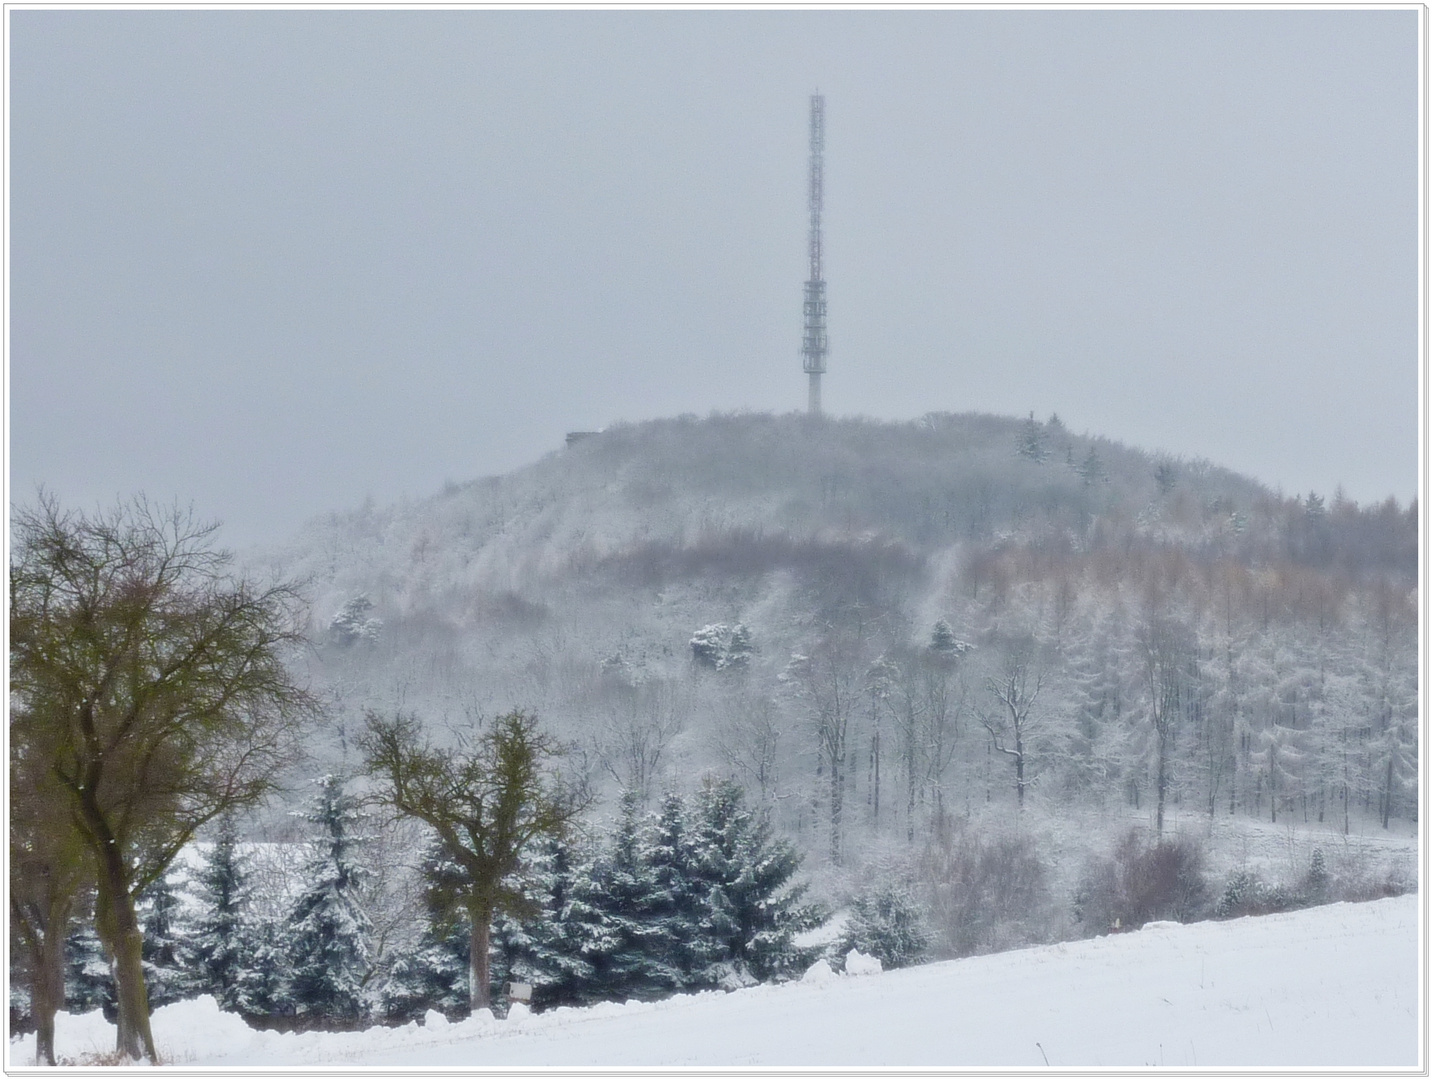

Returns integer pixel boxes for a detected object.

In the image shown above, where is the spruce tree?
[234,917,292,1020]
[64,915,115,1019]
[286,775,376,1023]
[585,792,671,1001]
[839,882,931,969]
[685,780,824,985]
[379,843,470,1021]
[137,870,193,1009]
[492,835,608,1009]
[643,791,720,988]
[190,813,277,1016]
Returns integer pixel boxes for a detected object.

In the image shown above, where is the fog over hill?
[256,410,1414,898]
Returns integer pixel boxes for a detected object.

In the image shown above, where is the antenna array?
[801,93,827,416]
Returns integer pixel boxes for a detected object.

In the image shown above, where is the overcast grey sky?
[10,10,1419,549]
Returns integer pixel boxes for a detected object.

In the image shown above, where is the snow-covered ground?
[11,894,1418,1069]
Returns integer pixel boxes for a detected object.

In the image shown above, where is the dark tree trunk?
[872,728,880,826]
[468,905,493,1013]
[1156,729,1168,835]
[94,846,156,1062]
[1014,735,1025,809]
[1382,755,1394,829]
[30,913,69,1066]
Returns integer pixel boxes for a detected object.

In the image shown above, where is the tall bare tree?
[783,632,866,865]
[10,494,316,1061]
[1136,612,1195,835]
[978,635,1045,810]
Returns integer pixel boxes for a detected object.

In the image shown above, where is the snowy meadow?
[11,895,1417,1068]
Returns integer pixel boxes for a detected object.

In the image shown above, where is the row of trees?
[10,495,835,1063]
[10,498,663,1062]
[35,775,822,1033]
[683,556,1415,870]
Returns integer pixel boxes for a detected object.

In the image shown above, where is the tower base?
[808,372,822,416]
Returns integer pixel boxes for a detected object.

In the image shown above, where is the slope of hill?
[251,409,1415,947]
[14,894,1417,1067]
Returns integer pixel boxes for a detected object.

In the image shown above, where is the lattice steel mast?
[801,93,828,416]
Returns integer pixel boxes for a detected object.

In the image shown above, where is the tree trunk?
[468,906,493,1013]
[31,917,68,1066]
[94,852,156,1062]
[1156,729,1168,835]
[12,888,75,1067]
[872,728,880,826]
[1382,755,1394,829]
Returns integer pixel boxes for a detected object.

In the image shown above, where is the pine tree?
[137,870,194,1009]
[64,915,115,1019]
[190,813,276,1016]
[234,917,292,1020]
[643,792,720,988]
[1016,412,1049,463]
[685,780,824,985]
[379,843,471,1021]
[285,775,376,1023]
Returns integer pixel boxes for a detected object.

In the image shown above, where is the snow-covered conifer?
[685,780,824,984]
[137,870,194,1009]
[286,775,376,1022]
[380,849,469,1021]
[190,813,256,1013]
[839,882,931,969]
[584,792,672,1000]
[496,835,609,1009]
[64,917,114,1018]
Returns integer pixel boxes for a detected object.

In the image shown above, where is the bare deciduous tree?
[9,494,317,1062]
[978,635,1046,810]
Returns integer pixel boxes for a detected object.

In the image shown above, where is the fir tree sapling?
[839,882,932,970]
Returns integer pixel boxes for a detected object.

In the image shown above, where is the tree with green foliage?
[9,494,318,1061]
[359,709,589,1013]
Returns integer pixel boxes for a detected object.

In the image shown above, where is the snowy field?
[11,894,1419,1069]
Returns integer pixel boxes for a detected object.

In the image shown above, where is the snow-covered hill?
[15,895,1417,1068]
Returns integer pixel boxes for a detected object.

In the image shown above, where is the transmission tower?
[801,93,828,416]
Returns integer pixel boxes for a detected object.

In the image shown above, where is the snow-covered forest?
[279,410,1415,843]
[11,410,1418,1061]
